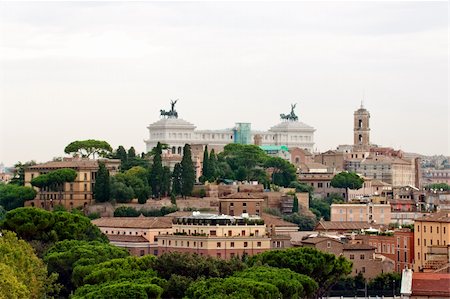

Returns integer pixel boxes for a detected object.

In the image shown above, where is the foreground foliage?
[0,230,59,299]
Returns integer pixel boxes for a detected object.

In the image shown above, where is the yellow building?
[414,211,450,271]
[25,157,120,210]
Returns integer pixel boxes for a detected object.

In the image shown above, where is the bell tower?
[353,103,370,150]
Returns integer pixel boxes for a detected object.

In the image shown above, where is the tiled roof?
[221,192,265,199]
[316,221,382,231]
[107,235,149,243]
[416,210,450,223]
[343,243,376,251]
[28,158,120,170]
[92,216,173,229]
[412,273,450,297]
[260,213,298,227]
[301,237,340,245]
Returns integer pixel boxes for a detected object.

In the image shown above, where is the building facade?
[157,213,270,259]
[414,211,450,272]
[330,203,392,225]
[25,158,120,210]
[145,103,315,154]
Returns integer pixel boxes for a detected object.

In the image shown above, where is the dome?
[147,118,196,130]
[269,120,315,133]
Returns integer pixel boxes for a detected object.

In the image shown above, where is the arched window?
[177,147,182,155]
[172,146,176,154]
[359,119,363,128]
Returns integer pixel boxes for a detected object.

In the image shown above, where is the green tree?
[247,247,352,297]
[94,161,110,202]
[161,166,172,197]
[310,198,331,220]
[9,161,37,186]
[114,206,140,217]
[330,172,364,201]
[283,213,317,231]
[114,145,128,165]
[1,208,107,248]
[0,230,60,299]
[72,280,163,299]
[150,142,163,198]
[289,181,314,200]
[200,145,210,183]
[292,194,299,213]
[265,157,297,187]
[181,144,195,197]
[128,146,136,159]
[208,149,218,182]
[110,178,135,203]
[31,168,77,207]
[0,205,5,221]
[172,163,182,196]
[0,184,37,210]
[425,183,450,191]
[368,272,401,295]
[64,139,113,159]
[234,266,318,299]
[44,240,129,297]
[186,277,280,299]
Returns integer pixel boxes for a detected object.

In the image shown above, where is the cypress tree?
[150,142,163,198]
[128,147,136,159]
[208,149,217,182]
[181,144,195,197]
[94,161,110,202]
[292,194,299,213]
[160,166,172,197]
[115,146,128,164]
[172,163,182,196]
[201,146,209,182]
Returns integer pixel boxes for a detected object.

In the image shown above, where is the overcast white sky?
[0,1,448,166]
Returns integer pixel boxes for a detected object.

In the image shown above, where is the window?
[217,242,221,248]
[349,254,354,260]
[210,230,216,236]
[424,226,426,233]
[418,252,420,260]
[404,251,407,262]
[241,230,246,236]
[162,240,165,245]
[140,250,145,256]
[84,183,87,191]
[244,242,248,248]
[243,203,247,207]
[228,230,232,236]
[200,242,203,247]
[424,239,426,246]
[84,173,87,181]
[257,242,261,247]
[362,267,366,273]
[437,226,439,234]
[397,251,400,262]
[430,239,433,245]
[187,241,189,247]
[417,225,420,232]
[230,242,235,248]
[360,254,365,260]
[327,241,331,248]
[418,238,420,245]
[431,226,433,233]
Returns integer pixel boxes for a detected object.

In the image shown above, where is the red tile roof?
[412,273,450,297]
[92,216,173,229]
[107,235,149,243]
[416,211,450,223]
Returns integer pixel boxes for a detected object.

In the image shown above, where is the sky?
[0,1,448,166]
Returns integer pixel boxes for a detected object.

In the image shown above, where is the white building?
[144,105,315,154]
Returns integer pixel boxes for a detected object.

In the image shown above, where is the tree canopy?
[247,247,352,297]
[1,207,107,245]
[330,171,364,200]
[94,161,110,202]
[0,230,59,299]
[0,183,36,211]
[64,139,112,159]
[30,168,77,190]
[44,240,129,296]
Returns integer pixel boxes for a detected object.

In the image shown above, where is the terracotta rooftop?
[28,158,120,170]
[412,272,450,297]
[343,243,376,251]
[92,216,173,229]
[260,213,298,228]
[221,192,265,200]
[316,221,383,231]
[416,210,450,223]
[301,237,341,245]
[107,235,150,243]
